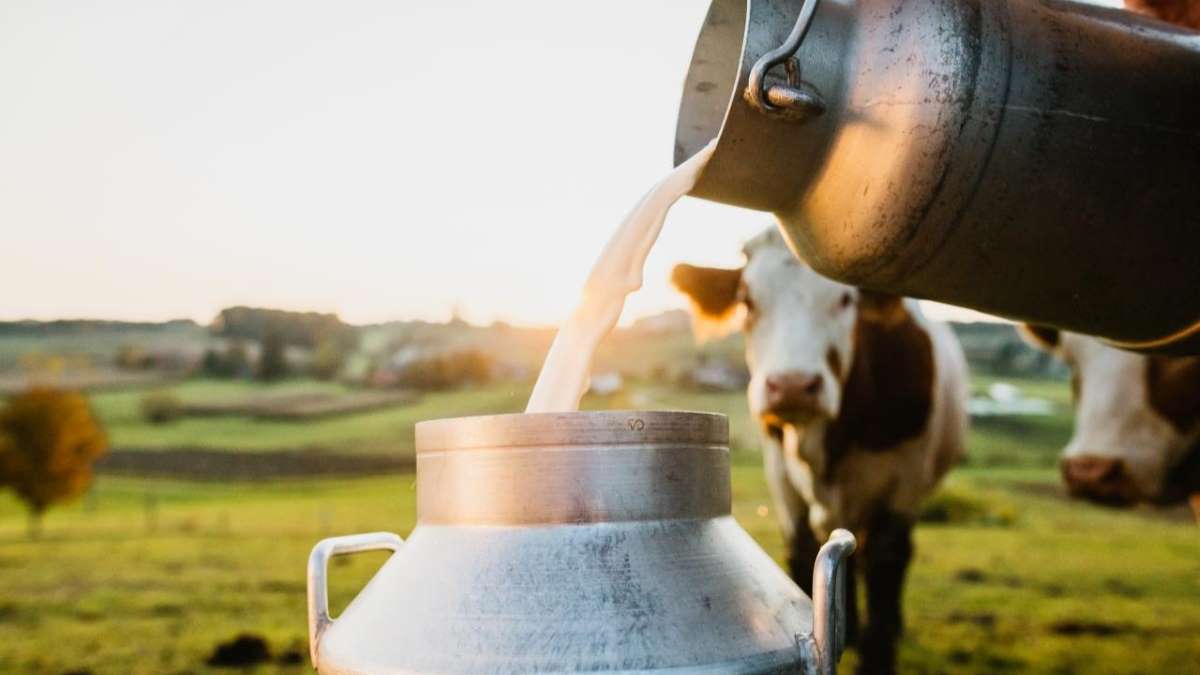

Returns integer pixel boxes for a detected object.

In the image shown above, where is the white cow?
[672,228,968,675]
[1021,326,1200,510]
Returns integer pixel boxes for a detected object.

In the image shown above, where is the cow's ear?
[1018,323,1061,352]
[671,264,743,339]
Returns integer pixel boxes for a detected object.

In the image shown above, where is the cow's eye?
[838,292,854,310]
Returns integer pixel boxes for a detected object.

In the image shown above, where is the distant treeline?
[0,319,197,337]
[2,310,1062,381]
[211,306,357,349]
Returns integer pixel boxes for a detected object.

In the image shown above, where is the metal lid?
[414,411,731,526]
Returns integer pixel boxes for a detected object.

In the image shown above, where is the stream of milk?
[525,141,716,413]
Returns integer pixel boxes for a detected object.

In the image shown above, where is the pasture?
[1,376,1198,674]
[90,380,528,455]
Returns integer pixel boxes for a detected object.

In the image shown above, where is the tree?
[199,339,251,379]
[0,388,108,538]
[114,344,154,370]
[200,348,225,377]
[391,348,493,390]
[212,306,357,351]
[309,336,348,381]
[224,339,251,378]
[257,332,289,381]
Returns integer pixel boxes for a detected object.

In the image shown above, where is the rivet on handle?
[744,0,826,122]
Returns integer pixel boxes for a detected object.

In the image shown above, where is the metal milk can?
[307,411,856,674]
[676,0,1200,353]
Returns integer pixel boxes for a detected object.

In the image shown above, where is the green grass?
[90,376,759,460]
[89,374,1076,468]
[91,380,532,453]
[1,374,1197,673]
[0,477,413,674]
[1,467,1196,674]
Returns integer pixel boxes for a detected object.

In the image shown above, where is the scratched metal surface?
[676,0,1200,351]
[318,519,815,674]
[312,412,824,674]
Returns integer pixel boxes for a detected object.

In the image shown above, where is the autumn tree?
[0,389,108,538]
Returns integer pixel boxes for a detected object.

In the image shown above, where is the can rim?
[415,410,729,453]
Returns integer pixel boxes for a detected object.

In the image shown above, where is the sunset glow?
[0,0,1027,327]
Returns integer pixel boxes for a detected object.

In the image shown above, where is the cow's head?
[672,229,932,473]
[1021,325,1200,506]
[672,230,856,427]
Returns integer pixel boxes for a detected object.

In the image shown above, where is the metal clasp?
[744,0,826,122]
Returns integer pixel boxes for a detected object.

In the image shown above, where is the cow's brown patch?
[823,295,934,472]
[1145,355,1200,433]
[1126,0,1200,30]
[670,264,742,320]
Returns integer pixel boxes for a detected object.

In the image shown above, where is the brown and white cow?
[1024,0,1200,515]
[672,229,968,675]
[1021,326,1200,513]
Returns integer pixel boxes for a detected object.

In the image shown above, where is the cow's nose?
[1060,456,1140,506]
[764,371,825,418]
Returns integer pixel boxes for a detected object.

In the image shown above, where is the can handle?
[812,528,857,675]
[744,0,825,121]
[307,532,405,666]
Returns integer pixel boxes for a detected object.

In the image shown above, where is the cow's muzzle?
[762,370,826,424]
[1060,456,1142,507]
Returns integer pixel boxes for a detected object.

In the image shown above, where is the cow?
[671,228,969,675]
[1020,326,1200,514]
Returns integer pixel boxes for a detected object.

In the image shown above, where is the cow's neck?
[822,303,935,477]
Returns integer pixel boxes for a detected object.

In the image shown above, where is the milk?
[526,142,716,413]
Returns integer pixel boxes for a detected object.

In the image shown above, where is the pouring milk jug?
[676,0,1200,353]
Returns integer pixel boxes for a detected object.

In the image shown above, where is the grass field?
[2,376,1198,674]
[90,380,533,454]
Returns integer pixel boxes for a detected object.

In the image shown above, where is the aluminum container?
[676,0,1200,353]
[307,411,855,674]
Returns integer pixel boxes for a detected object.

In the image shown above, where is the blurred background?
[1,1,1195,674]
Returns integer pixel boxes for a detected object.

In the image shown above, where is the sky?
[0,0,1115,327]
